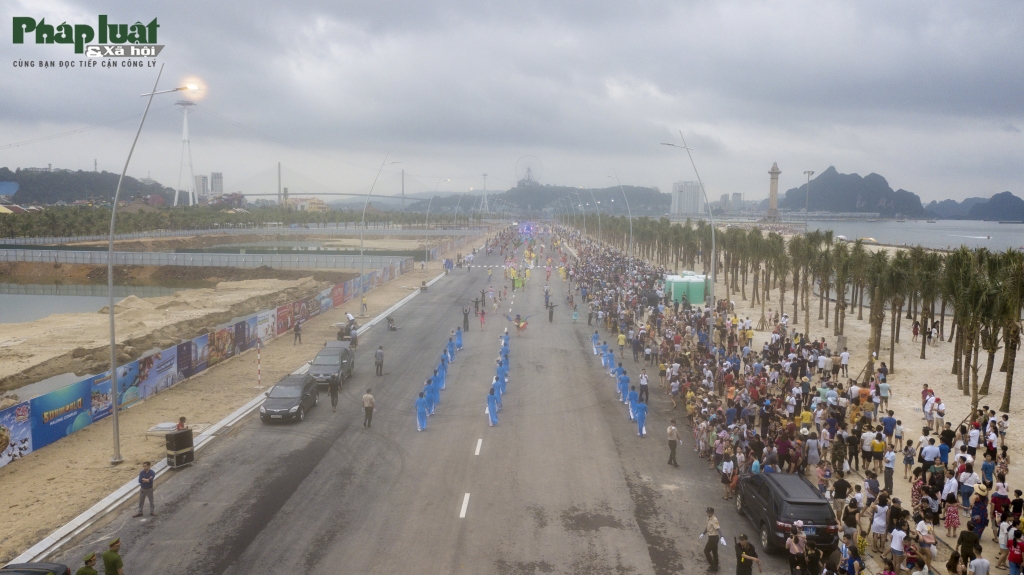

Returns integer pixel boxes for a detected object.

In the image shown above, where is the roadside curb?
[8,271,448,566]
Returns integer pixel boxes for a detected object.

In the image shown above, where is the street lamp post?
[359,157,399,316]
[424,178,449,265]
[662,132,719,392]
[109,66,198,464]
[803,170,814,234]
[573,190,586,235]
[588,189,602,243]
[609,173,632,257]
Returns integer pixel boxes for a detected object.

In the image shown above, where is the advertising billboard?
[276,304,293,334]
[137,348,179,399]
[0,401,32,468]
[29,379,94,449]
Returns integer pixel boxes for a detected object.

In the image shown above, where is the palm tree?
[917,252,943,360]
[999,250,1024,412]
[832,242,850,335]
[884,251,912,374]
[788,235,806,325]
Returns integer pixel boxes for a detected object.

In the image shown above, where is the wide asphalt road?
[53,239,787,575]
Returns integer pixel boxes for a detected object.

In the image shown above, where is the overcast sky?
[2,0,1022,203]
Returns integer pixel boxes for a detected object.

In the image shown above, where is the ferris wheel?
[515,155,544,185]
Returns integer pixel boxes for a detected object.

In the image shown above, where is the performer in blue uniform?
[486,388,499,426]
[455,328,463,350]
[447,338,456,363]
[635,399,648,437]
[438,358,447,390]
[425,377,438,414]
[492,376,503,410]
[617,372,630,404]
[415,391,428,431]
[592,331,600,354]
[627,385,639,421]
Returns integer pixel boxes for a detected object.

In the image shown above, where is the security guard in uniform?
[76,552,99,575]
[701,507,721,571]
[103,538,124,575]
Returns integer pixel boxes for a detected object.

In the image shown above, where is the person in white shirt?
[840,348,850,376]
[969,545,991,575]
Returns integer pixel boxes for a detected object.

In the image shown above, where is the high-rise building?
[731,193,743,209]
[210,172,223,195]
[719,194,730,209]
[194,175,209,197]
[670,181,703,215]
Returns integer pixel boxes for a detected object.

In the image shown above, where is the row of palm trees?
[556,213,1023,415]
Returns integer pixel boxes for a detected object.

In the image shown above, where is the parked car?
[734,472,839,552]
[260,374,318,423]
[0,564,71,575]
[309,343,354,387]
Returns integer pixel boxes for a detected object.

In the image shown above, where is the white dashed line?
[459,493,471,518]
[475,438,482,455]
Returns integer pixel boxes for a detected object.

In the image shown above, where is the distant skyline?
[1,0,1021,204]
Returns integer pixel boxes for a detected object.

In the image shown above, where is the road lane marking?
[460,493,471,518]
[475,438,482,455]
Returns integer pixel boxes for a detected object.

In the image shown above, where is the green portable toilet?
[682,275,708,305]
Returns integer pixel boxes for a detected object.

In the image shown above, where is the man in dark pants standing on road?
[329,376,341,413]
[588,304,593,326]
[638,369,650,403]
[667,419,680,467]
[133,461,156,517]
[362,389,375,427]
[375,346,384,376]
[701,507,721,571]
[293,320,302,345]
[463,307,471,331]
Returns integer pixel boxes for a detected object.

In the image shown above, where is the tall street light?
[424,178,449,264]
[609,173,632,257]
[662,132,719,390]
[588,189,602,243]
[359,157,400,316]
[109,66,199,464]
[572,190,587,235]
[803,170,814,234]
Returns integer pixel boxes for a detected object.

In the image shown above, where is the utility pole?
[482,173,489,212]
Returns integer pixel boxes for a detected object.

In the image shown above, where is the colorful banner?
[29,379,94,449]
[176,341,195,379]
[209,325,235,367]
[138,348,179,400]
[0,401,33,468]
[317,287,333,313]
[192,333,210,374]
[256,311,276,342]
[293,297,311,324]
[88,373,113,422]
[233,320,248,355]
[276,304,293,334]
[331,284,345,307]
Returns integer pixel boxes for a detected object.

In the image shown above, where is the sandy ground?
[0,250,475,563]
[0,278,338,393]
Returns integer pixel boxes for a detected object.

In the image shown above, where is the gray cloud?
[1,0,1022,201]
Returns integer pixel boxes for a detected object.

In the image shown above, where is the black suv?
[734,472,839,552]
[260,374,318,423]
[309,342,355,387]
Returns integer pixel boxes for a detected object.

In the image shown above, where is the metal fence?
[0,249,412,270]
[0,225,486,245]
[0,283,180,297]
